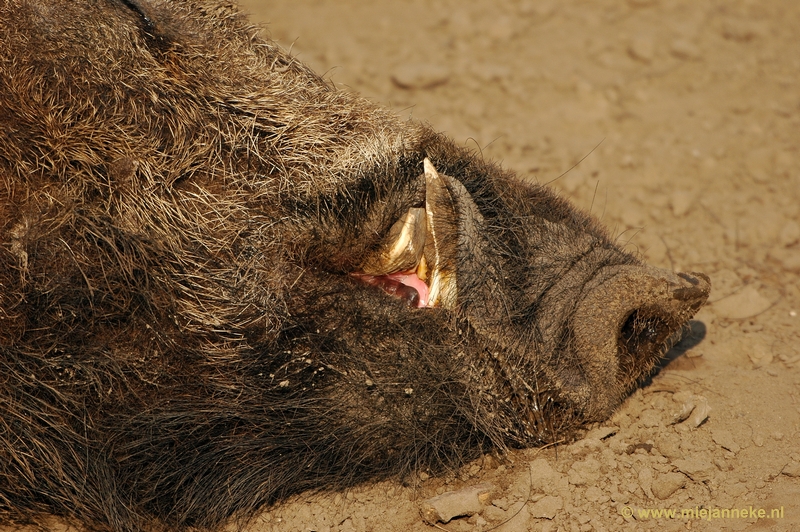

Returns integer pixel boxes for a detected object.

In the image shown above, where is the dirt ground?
[230,0,800,531]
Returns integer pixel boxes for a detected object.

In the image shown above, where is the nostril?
[672,285,705,301]
[673,272,711,302]
[679,271,711,287]
[677,272,700,285]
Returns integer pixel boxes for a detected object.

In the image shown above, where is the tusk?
[360,207,426,275]
[356,158,461,310]
[423,158,458,308]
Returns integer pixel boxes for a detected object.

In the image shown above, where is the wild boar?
[0,0,710,530]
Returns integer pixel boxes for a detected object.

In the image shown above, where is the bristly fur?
[0,1,709,531]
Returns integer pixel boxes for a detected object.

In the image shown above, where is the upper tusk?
[423,158,458,308]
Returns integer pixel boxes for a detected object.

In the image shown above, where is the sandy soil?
[229,0,800,531]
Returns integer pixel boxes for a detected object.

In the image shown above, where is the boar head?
[291,151,709,447]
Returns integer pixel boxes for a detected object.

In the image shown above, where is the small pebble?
[744,147,773,183]
[779,221,800,247]
[671,190,695,217]
[712,285,771,319]
[652,472,687,500]
[782,462,800,478]
[748,342,773,368]
[482,504,507,522]
[673,395,710,429]
[467,514,488,527]
[712,429,741,454]
[420,483,495,524]
[529,495,563,519]
[670,39,701,60]
[628,36,655,62]
[685,399,711,428]
[391,63,450,90]
[491,497,510,511]
[673,457,715,481]
[722,19,767,42]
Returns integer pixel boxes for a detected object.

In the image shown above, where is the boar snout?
[570,265,711,420]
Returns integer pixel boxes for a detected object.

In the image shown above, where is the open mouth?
[351,159,457,309]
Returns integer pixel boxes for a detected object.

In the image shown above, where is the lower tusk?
[360,207,426,275]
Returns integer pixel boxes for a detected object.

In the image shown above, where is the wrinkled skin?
[0,1,710,530]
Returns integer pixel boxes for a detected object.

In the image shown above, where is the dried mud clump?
[0,1,709,531]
